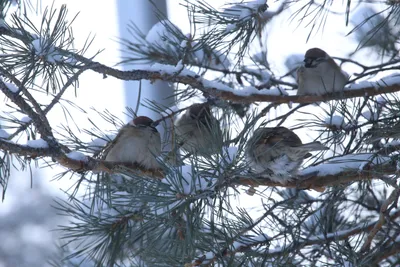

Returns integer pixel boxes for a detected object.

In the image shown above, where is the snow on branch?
[1,134,397,190]
[0,138,163,178]
[65,54,400,104]
[233,153,397,190]
[1,27,399,104]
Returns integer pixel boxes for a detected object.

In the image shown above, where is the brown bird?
[245,127,328,183]
[104,116,161,170]
[174,103,222,156]
[297,48,349,95]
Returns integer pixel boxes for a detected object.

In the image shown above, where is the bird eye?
[304,58,314,68]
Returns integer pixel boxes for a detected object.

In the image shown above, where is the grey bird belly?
[106,130,161,169]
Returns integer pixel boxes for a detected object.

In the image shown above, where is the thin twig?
[360,188,400,252]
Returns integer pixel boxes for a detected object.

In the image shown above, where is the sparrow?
[174,103,222,156]
[245,127,328,183]
[103,116,161,170]
[297,48,349,96]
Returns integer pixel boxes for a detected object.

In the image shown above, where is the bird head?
[304,48,329,68]
[188,103,211,122]
[130,116,157,131]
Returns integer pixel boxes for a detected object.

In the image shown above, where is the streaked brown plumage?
[245,127,328,183]
[174,103,222,156]
[104,116,161,170]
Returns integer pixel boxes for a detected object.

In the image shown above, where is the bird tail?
[300,141,329,151]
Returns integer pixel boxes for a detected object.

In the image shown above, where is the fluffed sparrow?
[174,103,222,156]
[245,127,328,183]
[297,48,349,96]
[104,116,161,170]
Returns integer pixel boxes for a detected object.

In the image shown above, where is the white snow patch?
[26,139,48,148]
[191,42,231,70]
[219,146,238,170]
[145,20,181,52]
[346,74,400,91]
[324,115,344,127]
[361,110,378,121]
[223,146,238,164]
[134,63,198,77]
[4,81,18,93]
[64,56,78,65]
[225,23,237,33]
[134,62,289,96]
[380,74,400,86]
[204,251,214,259]
[31,39,43,55]
[376,96,387,106]
[301,154,390,176]
[0,78,19,93]
[345,81,375,91]
[175,59,183,70]
[0,129,9,139]
[20,116,32,123]
[252,51,266,64]
[202,79,287,96]
[192,251,214,264]
[233,234,270,250]
[31,37,63,63]
[222,0,267,20]
[180,40,187,48]
[67,151,88,162]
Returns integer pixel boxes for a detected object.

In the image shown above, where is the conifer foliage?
[1,0,400,266]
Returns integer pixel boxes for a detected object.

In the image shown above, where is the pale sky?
[1,0,385,221]
[0,0,391,265]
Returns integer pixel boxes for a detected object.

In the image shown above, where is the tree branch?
[361,188,400,252]
[72,57,400,104]
[0,139,163,178]
[1,27,399,105]
[1,134,397,190]
[232,159,397,190]
[188,209,400,266]
[7,67,89,139]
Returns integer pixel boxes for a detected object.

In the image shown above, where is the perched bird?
[245,127,328,183]
[174,103,222,156]
[103,116,161,170]
[297,48,349,96]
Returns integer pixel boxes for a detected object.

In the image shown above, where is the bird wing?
[256,127,302,147]
[100,125,130,160]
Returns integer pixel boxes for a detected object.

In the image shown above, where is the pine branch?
[233,162,397,190]
[360,188,400,252]
[189,209,400,266]
[46,52,400,104]
[0,138,163,177]
[0,79,63,150]
[1,133,397,190]
[38,54,400,104]
[1,23,400,106]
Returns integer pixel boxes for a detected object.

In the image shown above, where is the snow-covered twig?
[40,50,400,104]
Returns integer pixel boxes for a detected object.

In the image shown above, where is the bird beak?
[304,58,314,68]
